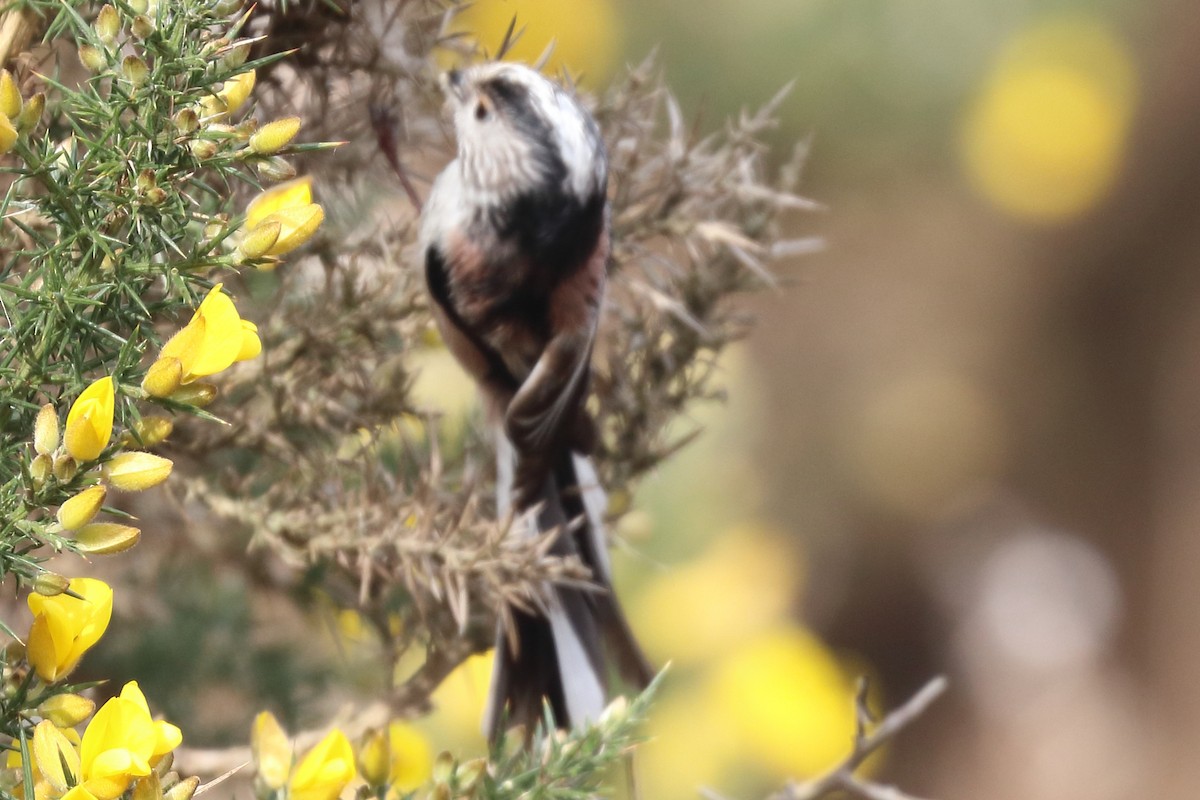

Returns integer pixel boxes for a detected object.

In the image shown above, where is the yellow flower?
[144,284,260,396]
[27,577,113,683]
[65,377,115,463]
[74,522,142,555]
[251,711,292,791]
[78,682,182,800]
[0,69,21,119]
[244,177,324,256]
[57,486,106,531]
[219,70,255,115]
[289,729,356,800]
[357,729,389,789]
[103,452,173,492]
[386,721,431,791]
[123,416,173,449]
[33,719,82,797]
[25,578,112,686]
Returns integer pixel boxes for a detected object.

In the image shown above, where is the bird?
[417,61,653,740]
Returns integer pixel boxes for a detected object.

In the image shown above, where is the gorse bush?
[0,0,813,798]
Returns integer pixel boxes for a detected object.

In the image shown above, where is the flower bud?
[0,113,14,156]
[173,107,198,135]
[131,772,161,800]
[455,759,487,793]
[163,777,198,800]
[255,156,297,182]
[222,41,251,70]
[79,44,106,72]
[214,0,243,16]
[432,751,453,784]
[38,693,95,727]
[599,695,628,726]
[198,94,226,120]
[248,117,301,156]
[129,0,149,15]
[74,522,141,555]
[137,168,157,194]
[358,729,389,788]
[170,383,217,407]
[16,92,44,133]
[142,187,167,206]
[52,453,78,483]
[189,139,218,160]
[95,5,120,45]
[30,453,52,487]
[104,451,173,491]
[142,356,183,398]
[203,215,228,242]
[131,14,155,39]
[235,221,280,261]
[154,752,174,778]
[122,55,149,88]
[57,485,106,530]
[34,404,59,456]
[124,416,173,448]
[33,572,71,597]
[0,70,20,119]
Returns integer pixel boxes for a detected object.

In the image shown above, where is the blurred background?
[426,0,1200,798]
[59,0,1200,798]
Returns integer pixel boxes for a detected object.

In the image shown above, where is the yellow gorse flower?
[143,284,261,397]
[64,377,115,463]
[103,452,173,492]
[251,711,292,791]
[289,729,356,800]
[0,69,21,119]
[56,486,106,531]
[77,682,182,800]
[27,578,113,683]
[244,176,325,257]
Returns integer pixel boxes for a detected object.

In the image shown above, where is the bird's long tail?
[483,437,653,740]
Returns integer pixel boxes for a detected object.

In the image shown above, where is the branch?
[784,675,948,800]
[702,675,948,800]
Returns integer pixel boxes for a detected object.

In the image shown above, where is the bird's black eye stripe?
[483,76,529,110]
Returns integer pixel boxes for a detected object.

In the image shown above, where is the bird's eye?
[475,102,490,121]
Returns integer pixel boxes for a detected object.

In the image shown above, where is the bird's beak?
[441,69,469,104]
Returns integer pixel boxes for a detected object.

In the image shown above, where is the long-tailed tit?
[418,62,653,739]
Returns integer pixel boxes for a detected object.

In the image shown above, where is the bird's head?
[440,63,606,202]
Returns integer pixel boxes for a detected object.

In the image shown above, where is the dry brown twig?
[702,675,949,800]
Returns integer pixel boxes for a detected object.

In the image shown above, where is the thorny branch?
[147,0,817,719]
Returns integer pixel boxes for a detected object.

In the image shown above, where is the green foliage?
[0,0,280,584]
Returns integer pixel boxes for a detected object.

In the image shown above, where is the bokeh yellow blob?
[707,627,857,779]
[444,0,621,84]
[424,650,495,748]
[635,523,802,665]
[960,16,1137,221]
